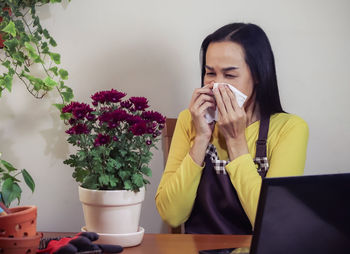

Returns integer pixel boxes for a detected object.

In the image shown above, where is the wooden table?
[43,233,252,254]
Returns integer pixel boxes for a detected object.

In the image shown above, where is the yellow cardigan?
[156,109,309,228]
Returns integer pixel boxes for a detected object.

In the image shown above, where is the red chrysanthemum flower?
[65,124,90,135]
[94,134,110,146]
[129,97,149,111]
[130,121,147,136]
[91,89,126,105]
[141,111,166,124]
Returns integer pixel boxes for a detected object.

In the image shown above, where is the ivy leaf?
[33,16,40,27]
[59,69,68,80]
[62,91,74,103]
[1,75,13,92]
[1,178,21,207]
[49,66,58,76]
[60,112,72,120]
[22,169,35,193]
[3,38,19,52]
[49,38,57,47]
[53,103,65,111]
[12,51,25,65]
[49,52,60,64]
[24,42,36,53]
[2,21,16,37]
[14,20,25,33]
[1,160,17,172]
[2,60,11,69]
[32,78,45,91]
[44,76,58,88]
[43,29,50,39]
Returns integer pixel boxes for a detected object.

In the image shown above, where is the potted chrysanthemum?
[62,88,165,247]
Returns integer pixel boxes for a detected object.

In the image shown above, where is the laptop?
[199,173,350,254]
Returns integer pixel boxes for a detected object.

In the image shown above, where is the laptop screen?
[250,173,350,254]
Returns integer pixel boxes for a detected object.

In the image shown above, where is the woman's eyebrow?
[222,66,239,71]
[205,65,214,71]
[205,65,239,71]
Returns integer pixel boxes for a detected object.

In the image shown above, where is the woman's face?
[203,41,255,100]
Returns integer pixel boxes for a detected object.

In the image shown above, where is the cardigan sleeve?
[225,116,309,227]
[155,110,204,227]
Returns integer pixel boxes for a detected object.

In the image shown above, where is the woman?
[156,23,309,234]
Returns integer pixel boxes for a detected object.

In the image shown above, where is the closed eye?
[206,72,216,76]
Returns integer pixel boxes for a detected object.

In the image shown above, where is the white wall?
[0,0,349,233]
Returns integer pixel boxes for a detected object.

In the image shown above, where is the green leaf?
[3,38,19,52]
[24,42,36,53]
[83,175,98,189]
[1,160,17,172]
[98,175,109,186]
[60,112,72,120]
[24,42,42,62]
[2,60,11,69]
[44,76,58,88]
[73,167,88,183]
[2,21,16,37]
[118,170,129,180]
[49,38,57,47]
[49,52,60,64]
[141,166,152,177]
[12,51,25,65]
[120,150,128,156]
[53,103,65,111]
[59,69,68,80]
[31,78,45,91]
[115,160,122,169]
[62,90,74,103]
[14,20,25,32]
[109,175,118,188]
[49,66,58,76]
[43,29,50,39]
[33,16,40,27]
[132,173,144,187]
[0,75,12,92]
[1,178,21,207]
[123,180,132,190]
[22,169,35,193]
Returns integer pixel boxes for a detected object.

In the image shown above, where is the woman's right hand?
[188,84,215,141]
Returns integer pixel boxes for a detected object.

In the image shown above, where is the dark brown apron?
[185,116,270,234]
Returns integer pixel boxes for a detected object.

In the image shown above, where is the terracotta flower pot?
[0,206,37,238]
[0,232,42,254]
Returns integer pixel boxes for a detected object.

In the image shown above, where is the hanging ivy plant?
[0,0,73,119]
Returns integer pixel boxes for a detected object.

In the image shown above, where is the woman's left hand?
[213,84,249,160]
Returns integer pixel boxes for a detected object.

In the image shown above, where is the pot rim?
[0,205,37,220]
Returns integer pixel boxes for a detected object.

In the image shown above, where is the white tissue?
[205,83,247,123]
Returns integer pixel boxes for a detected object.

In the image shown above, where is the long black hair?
[200,23,284,117]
